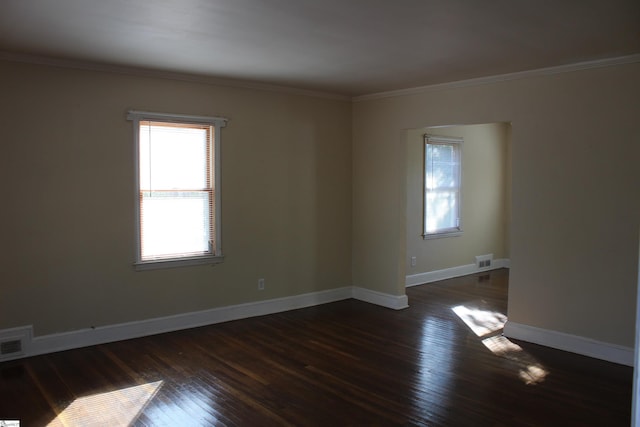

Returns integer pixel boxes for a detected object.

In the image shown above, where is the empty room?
[1,1,639,425]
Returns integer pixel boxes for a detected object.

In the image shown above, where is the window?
[424,134,463,238]
[127,111,227,270]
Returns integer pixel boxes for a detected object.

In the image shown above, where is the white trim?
[3,51,638,103]
[425,134,464,144]
[504,321,634,367]
[422,231,463,240]
[134,255,224,271]
[631,228,640,427]
[406,259,510,287]
[424,134,463,237]
[353,54,640,102]
[1,286,411,360]
[352,287,409,310]
[0,51,350,101]
[128,112,225,269]
[213,116,223,260]
[126,110,228,126]
[26,287,353,358]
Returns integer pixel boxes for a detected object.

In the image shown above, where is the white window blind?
[424,134,463,237]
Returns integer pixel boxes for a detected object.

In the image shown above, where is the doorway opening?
[404,122,512,286]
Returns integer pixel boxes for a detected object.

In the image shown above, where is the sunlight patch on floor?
[452,305,548,385]
[481,333,522,356]
[518,364,548,385]
[481,335,548,385]
[451,305,507,338]
[47,381,162,427]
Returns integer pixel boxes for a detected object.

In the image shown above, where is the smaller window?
[424,134,463,238]
[127,111,227,270]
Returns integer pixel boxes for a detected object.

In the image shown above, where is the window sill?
[134,255,224,271]
[423,231,463,240]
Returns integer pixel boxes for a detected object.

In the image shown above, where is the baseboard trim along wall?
[504,321,634,367]
[1,286,408,361]
[353,287,409,310]
[405,259,511,287]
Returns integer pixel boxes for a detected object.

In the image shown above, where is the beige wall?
[0,61,352,336]
[353,63,640,347]
[405,123,510,274]
[2,58,639,351]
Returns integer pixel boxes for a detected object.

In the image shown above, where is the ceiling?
[1,0,638,96]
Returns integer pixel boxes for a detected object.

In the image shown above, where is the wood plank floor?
[0,269,632,426]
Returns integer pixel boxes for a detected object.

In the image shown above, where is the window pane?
[425,190,459,232]
[425,140,462,235]
[129,112,223,267]
[427,144,459,189]
[140,125,208,190]
[141,191,211,259]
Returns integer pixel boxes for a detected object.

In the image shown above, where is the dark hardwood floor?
[0,269,633,426]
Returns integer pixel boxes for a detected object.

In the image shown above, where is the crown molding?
[3,50,638,103]
[0,51,351,101]
[353,54,640,102]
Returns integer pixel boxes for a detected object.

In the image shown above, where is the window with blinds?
[128,111,226,269]
[424,134,463,238]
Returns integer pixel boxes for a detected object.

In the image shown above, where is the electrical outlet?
[258,278,265,290]
[410,256,416,267]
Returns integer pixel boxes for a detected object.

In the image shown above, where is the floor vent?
[0,326,31,361]
[475,254,494,269]
[0,339,22,356]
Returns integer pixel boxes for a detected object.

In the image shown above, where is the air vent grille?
[1,339,23,356]
[0,326,31,361]
[475,254,494,269]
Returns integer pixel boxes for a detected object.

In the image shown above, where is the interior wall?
[0,60,352,337]
[352,62,640,348]
[405,123,509,275]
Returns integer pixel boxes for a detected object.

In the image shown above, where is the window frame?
[127,110,227,270]
[423,134,463,239]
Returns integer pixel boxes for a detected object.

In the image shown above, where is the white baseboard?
[27,287,353,359]
[406,258,511,287]
[353,287,409,310]
[2,285,408,361]
[504,321,634,366]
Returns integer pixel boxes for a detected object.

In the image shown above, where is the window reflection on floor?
[451,305,507,337]
[417,317,455,401]
[481,335,548,384]
[452,303,548,385]
[46,381,162,427]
